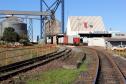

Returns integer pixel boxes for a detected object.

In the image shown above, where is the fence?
[106,47,126,58]
[0,44,57,67]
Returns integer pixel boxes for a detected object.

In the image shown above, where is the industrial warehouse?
[0,16,126,48]
[0,0,126,84]
[49,16,126,49]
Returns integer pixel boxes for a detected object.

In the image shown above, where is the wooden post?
[31,49,33,58]
[5,52,7,65]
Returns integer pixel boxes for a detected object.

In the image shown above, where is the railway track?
[0,47,71,81]
[112,56,126,79]
[75,47,126,84]
[96,50,126,84]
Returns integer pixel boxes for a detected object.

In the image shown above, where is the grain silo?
[0,16,27,39]
[45,19,61,36]
[45,19,61,44]
[0,22,2,39]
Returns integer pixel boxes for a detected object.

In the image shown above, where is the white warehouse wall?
[66,17,77,35]
[66,16,106,36]
[88,38,106,47]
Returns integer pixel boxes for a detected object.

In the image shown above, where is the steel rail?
[0,47,71,81]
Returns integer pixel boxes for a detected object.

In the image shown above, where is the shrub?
[2,27,20,42]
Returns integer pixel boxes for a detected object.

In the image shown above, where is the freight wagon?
[73,37,80,45]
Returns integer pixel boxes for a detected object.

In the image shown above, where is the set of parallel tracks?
[0,46,125,83]
[0,47,71,81]
[112,56,126,79]
[96,50,126,84]
[76,47,126,84]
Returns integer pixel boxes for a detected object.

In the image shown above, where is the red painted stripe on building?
[84,22,88,28]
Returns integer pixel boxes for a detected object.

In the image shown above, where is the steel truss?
[40,0,64,39]
[0,0,64,41]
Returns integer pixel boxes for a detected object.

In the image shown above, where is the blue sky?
[66,0,126,32]
[0,0,126,40]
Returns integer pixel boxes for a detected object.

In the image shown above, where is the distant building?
[109,31,126,38]
[66,16,106,35]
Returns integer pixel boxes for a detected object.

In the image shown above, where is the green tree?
[19,34,30,46]
[2,27,20,42]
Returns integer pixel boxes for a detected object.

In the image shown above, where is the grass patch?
[26,63,87,84]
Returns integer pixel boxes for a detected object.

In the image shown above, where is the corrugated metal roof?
[67,16,106,35]
[2,16,23,23]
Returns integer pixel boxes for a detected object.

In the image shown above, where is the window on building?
[90,25,93,28]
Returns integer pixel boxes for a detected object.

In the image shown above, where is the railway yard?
[0,45,126,84]
[0,0,126,84]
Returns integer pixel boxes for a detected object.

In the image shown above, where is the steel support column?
[28,18,33,42]
[40,0,43,39]
[62,0,64,33]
